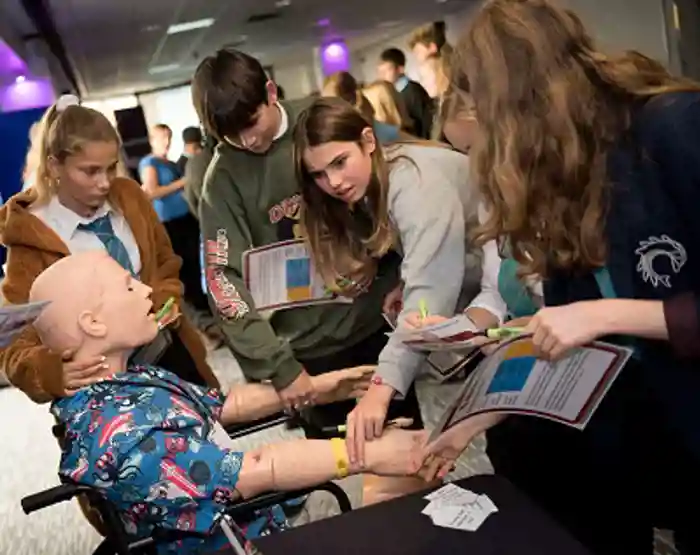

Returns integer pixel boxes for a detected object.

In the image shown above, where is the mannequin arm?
[235,428,425,499]
[220,366,374,425]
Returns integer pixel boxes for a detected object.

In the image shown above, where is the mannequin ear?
[361,127,377,155]
[77,310,108,339]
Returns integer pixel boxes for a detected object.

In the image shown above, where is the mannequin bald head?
[31,251,158,360]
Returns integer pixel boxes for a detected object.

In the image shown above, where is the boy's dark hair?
[191,49,269,141]
[379,48,406,68]
[182,126,203,146]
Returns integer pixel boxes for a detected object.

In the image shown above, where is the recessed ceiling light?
[378,20,402,28]
[142,24,160,32]
[275,0,291,6]
[149,64,180,74]
[15,75,26,83]
[167,18,215,35]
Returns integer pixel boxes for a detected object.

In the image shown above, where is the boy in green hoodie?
[191,49,422,433]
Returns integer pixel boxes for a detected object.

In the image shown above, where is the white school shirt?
[468,205,543,323]
[31,195,142,274]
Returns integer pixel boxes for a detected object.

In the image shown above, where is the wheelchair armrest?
[228,481,352,516]
[224,412,293,440]
[21,483,91,514]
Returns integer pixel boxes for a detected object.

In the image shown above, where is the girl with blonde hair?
[362,80,413,133]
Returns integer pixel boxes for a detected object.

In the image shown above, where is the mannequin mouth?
[147,298,156,319]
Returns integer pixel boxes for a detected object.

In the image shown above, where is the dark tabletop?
[252,475,593,555]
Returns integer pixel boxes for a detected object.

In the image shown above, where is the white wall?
[563,0,669,63]
[138,86,200,159]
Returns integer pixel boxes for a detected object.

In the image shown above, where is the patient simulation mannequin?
[31,251,426,552]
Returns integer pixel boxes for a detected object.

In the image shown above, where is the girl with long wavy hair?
[419,1,700,553]
[293,97,482,485]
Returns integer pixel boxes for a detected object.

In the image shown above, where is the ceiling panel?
[36,0,475,99]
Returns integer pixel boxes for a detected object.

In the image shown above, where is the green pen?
[485,326,525,340]
[418,298,429,320]
[155,297,175,322]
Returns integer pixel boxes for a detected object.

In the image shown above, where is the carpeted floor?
[0,347,678,555]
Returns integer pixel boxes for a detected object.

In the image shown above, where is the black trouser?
[486,369,700,555]
[298,326,423,436]
[163,213,210,313]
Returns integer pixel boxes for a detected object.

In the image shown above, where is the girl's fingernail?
[101,363,109,370]
[100,356,106,362]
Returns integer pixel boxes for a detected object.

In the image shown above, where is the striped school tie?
[78,214,135,276]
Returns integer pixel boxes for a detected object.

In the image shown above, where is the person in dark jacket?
[423,1,700,555]
[377,48,433,139]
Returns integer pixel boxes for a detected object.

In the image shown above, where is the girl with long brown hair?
[423,1,700,553]
[293,97,482,471]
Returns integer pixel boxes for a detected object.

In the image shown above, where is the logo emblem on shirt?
[269,194,304,241]
[635,235,687,288]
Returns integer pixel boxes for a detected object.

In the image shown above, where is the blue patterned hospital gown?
[51,365,262,554]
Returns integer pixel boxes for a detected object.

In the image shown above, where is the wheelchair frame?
[21,411,353,555]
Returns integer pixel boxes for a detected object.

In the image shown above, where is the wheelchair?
[21,411,353,555]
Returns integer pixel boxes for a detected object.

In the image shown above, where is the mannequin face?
[302,129,376,204]
[86,260,159,350]
[32,252,158,357]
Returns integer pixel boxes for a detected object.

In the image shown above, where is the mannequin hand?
[61,350,109,394]
[525,302,607,360]
[346,381,394,466]
[363,427,427,477]
[277,370,317,411]
[382,283,404,320]
[403,313,449,330]
[420,413,506,481]
[157,302,181,329]
[314,365,374,404]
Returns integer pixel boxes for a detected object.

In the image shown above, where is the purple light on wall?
[320,41,350,76]
[0,78,56,112]
[0,39,27,76]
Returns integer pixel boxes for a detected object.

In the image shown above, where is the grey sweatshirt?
[377,144,481,397]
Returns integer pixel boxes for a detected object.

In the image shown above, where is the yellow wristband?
[330,437,350,479]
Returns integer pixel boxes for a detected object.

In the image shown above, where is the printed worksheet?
[383,313,478,382]
[242,239,351,312]
[429,337,632,441]
[391,313,491,352]
[0,300,50,347]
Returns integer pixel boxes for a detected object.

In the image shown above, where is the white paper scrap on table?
[423,484,498,531]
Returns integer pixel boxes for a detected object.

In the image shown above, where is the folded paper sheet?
[422,483,498,531]
[0,300,50,347]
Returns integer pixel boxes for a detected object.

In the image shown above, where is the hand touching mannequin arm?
[220,366,374,424]
[236,426,424,499]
